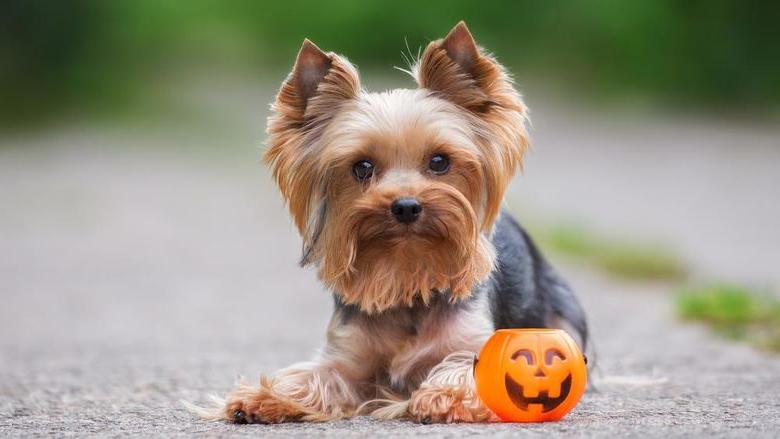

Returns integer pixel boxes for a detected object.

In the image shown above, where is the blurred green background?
[2,0,779,128]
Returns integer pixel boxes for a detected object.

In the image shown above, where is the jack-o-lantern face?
[474,329,586,422]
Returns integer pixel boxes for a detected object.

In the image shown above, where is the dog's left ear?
[415,21,523,114]
[415,21,529,229]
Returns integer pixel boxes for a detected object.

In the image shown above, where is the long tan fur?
[211,21,529,424]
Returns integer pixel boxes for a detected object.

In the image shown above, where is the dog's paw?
[407,385,495,423]
[223,384,304,424]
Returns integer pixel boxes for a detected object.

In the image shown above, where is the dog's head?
[265,22,528,313]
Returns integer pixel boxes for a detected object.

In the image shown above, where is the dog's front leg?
[222,310,374,424]
[405,351,498,423]
[223,358,362,424]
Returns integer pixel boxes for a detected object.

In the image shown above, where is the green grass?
[531,223,687,281]
[677,283,780,352]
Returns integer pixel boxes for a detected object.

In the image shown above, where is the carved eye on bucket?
[510,349,535,365]
[545,348,566,365]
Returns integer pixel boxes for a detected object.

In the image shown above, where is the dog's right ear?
[271,39,361,131]
[265,40,361,239]
[291,39,333,104]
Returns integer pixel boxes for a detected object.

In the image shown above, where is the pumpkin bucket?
[474,328,587,422]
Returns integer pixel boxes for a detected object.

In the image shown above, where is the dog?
[214,21,588,424]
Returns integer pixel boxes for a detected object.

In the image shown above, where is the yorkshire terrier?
[213,21,587,424]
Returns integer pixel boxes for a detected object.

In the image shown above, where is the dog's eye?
[428,154,450,174]
[352,160,374,182]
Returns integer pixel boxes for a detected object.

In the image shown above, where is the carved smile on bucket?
[504,373,573,412]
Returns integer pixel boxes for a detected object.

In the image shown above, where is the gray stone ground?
[1,85,779,437]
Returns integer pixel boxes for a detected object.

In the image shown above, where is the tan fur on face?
[264,22,528,314]
[302,90,496,313]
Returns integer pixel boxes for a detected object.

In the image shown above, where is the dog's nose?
[390,197,422,224]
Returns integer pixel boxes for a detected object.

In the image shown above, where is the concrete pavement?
[2,128,779,436]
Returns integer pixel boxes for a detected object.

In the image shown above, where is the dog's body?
[329,211,587,394]
[218,22,587,424]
